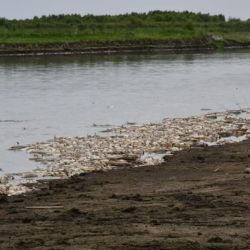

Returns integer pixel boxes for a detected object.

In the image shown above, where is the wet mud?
[1,139,250,249]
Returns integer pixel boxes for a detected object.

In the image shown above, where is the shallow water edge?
[1,109,249,196]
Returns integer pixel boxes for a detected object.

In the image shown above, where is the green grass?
[0,11,249,45]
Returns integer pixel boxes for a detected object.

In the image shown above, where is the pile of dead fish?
[1,109,250,195]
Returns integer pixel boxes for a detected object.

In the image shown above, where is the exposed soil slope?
[1,39,250,57]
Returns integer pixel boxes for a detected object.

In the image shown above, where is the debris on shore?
[2,109,250,195]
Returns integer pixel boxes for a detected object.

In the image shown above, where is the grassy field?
[0,11,250,47]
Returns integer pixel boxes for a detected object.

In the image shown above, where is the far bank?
[1,37,250,57]
[1,11,250,56]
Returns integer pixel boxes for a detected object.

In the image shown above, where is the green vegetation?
[0,11,250,46]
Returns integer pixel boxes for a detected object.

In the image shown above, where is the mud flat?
[1,109,250,195]
[0,135,250,249]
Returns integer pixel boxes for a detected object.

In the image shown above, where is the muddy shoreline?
[1,39,250,57]
[1,139,250,249]
[3,109,250,196]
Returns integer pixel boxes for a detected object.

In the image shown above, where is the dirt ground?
[1,139,250,250]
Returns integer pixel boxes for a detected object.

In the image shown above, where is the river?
[1,51,250,174]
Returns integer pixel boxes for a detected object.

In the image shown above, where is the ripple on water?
[1,52,250,176]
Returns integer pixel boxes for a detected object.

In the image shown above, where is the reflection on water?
[1,51,250,174]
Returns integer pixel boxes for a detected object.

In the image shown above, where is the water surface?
[1,51,250,174]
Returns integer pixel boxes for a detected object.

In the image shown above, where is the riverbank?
[1,38,250,57]
[1,109,249,196]
[1,138,250,249]
[1,11,250,57]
